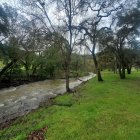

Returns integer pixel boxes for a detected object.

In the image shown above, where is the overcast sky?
[0,0,15,4]
[0,0,112,54]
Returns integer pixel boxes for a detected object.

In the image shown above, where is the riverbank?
[0,71,89,90]
[0,72,140,140]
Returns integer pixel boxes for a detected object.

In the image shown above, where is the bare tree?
[73,0,121,81]
[18,0,78,92]
[52,0,83,92]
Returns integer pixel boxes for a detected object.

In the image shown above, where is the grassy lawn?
[0,72,140,140]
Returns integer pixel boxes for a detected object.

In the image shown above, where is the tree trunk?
[118,64,125,79]
[122,66,126,79]
[0,59,17,80]
[25,65,30,80]
[114,56,117,74]
[9,66,14,81]
[127,65,132,74]
[92,53,103,81]
[114,61,118,74]
[118,65,121,78]
[65,62,71,92]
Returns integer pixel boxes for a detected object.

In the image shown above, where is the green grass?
[0,61,4,68]
[0,72,140,140]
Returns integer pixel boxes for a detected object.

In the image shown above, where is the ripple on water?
[0,87,17,94]
[14,96,27,103]
[0,104,4,107]
[30,98,37,101]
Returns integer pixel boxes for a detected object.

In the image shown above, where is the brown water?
[0,73,95,123]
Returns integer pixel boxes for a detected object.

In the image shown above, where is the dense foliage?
[0,0,140,90]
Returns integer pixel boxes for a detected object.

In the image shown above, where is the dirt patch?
[27,126,48,140]
[0,117,17,130]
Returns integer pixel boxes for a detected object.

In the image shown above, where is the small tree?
[98,2,140,79]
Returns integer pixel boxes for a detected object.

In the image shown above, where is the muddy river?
[0,73,95,123]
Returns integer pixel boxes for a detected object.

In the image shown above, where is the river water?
[0,73,95,123]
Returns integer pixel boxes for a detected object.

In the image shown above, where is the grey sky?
[0,0,130,54]
[0,0,16,4]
